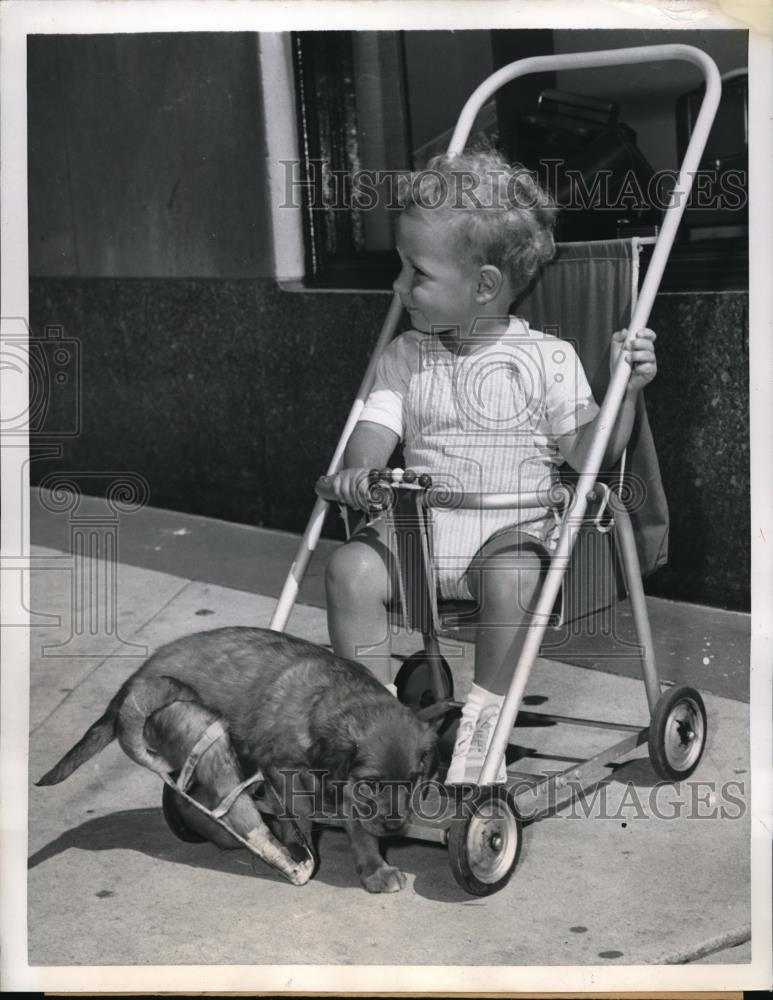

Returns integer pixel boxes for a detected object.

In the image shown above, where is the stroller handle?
[422,487,571,510]
[450,43,721,344]
[315,474,572,511]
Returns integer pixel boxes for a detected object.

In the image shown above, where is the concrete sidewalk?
[30,490,752,702]
[26,500,753,969]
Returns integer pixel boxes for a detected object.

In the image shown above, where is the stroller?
[271,44,720,896]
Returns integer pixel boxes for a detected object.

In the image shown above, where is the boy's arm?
[345,420,400,469]
[556,328,657,474]
[557,388,639,472]
[316,421,400,509]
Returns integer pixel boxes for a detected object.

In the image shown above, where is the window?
[291,29,748,292]
[291,29,554,289]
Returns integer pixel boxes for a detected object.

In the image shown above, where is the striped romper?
[359,317,600,601]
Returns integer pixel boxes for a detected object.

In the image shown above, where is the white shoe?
[446,704,507,784]
[444,714,477,784]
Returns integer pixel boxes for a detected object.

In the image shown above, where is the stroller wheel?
[648,685,707,781]
[447,785,521,896]
[162,780,208,843]
[394,651,453,712]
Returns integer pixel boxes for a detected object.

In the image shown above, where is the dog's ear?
[327,739,360,783]
[424,713,449,734]
[419,745,439,784]
[418,722,440,783]
[308,721,360,783]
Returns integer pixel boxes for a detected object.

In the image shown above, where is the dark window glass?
[291,30,747,292]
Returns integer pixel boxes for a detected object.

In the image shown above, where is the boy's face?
[393,208,482,335]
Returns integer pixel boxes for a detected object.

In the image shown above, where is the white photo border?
[1,0,771,992]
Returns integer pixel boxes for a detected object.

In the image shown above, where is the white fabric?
[445,698,508,784]
[359,317,600,599]
[465,681,504,712]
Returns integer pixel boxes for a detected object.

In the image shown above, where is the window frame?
[291,30,400,290]
[291,30,748,294]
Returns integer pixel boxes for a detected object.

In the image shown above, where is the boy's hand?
[611,327,657,393]
[315,468,373,510]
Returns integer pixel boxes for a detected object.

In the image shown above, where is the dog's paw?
[359,862,407,894]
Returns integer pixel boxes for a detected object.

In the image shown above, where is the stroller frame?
[340,475,670,829]
[271,45,720,894]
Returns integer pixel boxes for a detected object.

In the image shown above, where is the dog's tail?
[35,705,118,786]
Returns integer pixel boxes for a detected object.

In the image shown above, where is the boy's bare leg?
[466,532,547,695]
[446,532,546,783]
[325,517,398,685]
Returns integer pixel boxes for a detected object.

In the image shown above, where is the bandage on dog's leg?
[213,779,315,884]
[130,679,315,885]
[166,779,314,885]
[244,827,315,885]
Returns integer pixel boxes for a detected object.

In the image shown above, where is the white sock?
[464,682,505,715]
[454,683,505,735]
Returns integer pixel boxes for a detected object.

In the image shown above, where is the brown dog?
[37,626,438,893]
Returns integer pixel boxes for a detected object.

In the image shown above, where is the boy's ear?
[476,264,504,302]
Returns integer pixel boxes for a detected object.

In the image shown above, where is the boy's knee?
[478,551,544,615]
[326,542,389,605]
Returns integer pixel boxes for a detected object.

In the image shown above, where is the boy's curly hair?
[398,150,558,294]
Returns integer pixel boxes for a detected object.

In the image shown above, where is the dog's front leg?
[345,821,406,893]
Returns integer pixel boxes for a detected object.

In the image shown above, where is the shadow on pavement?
[28,805,483,901]
[27,807,462,897]
[28,807,353,888]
